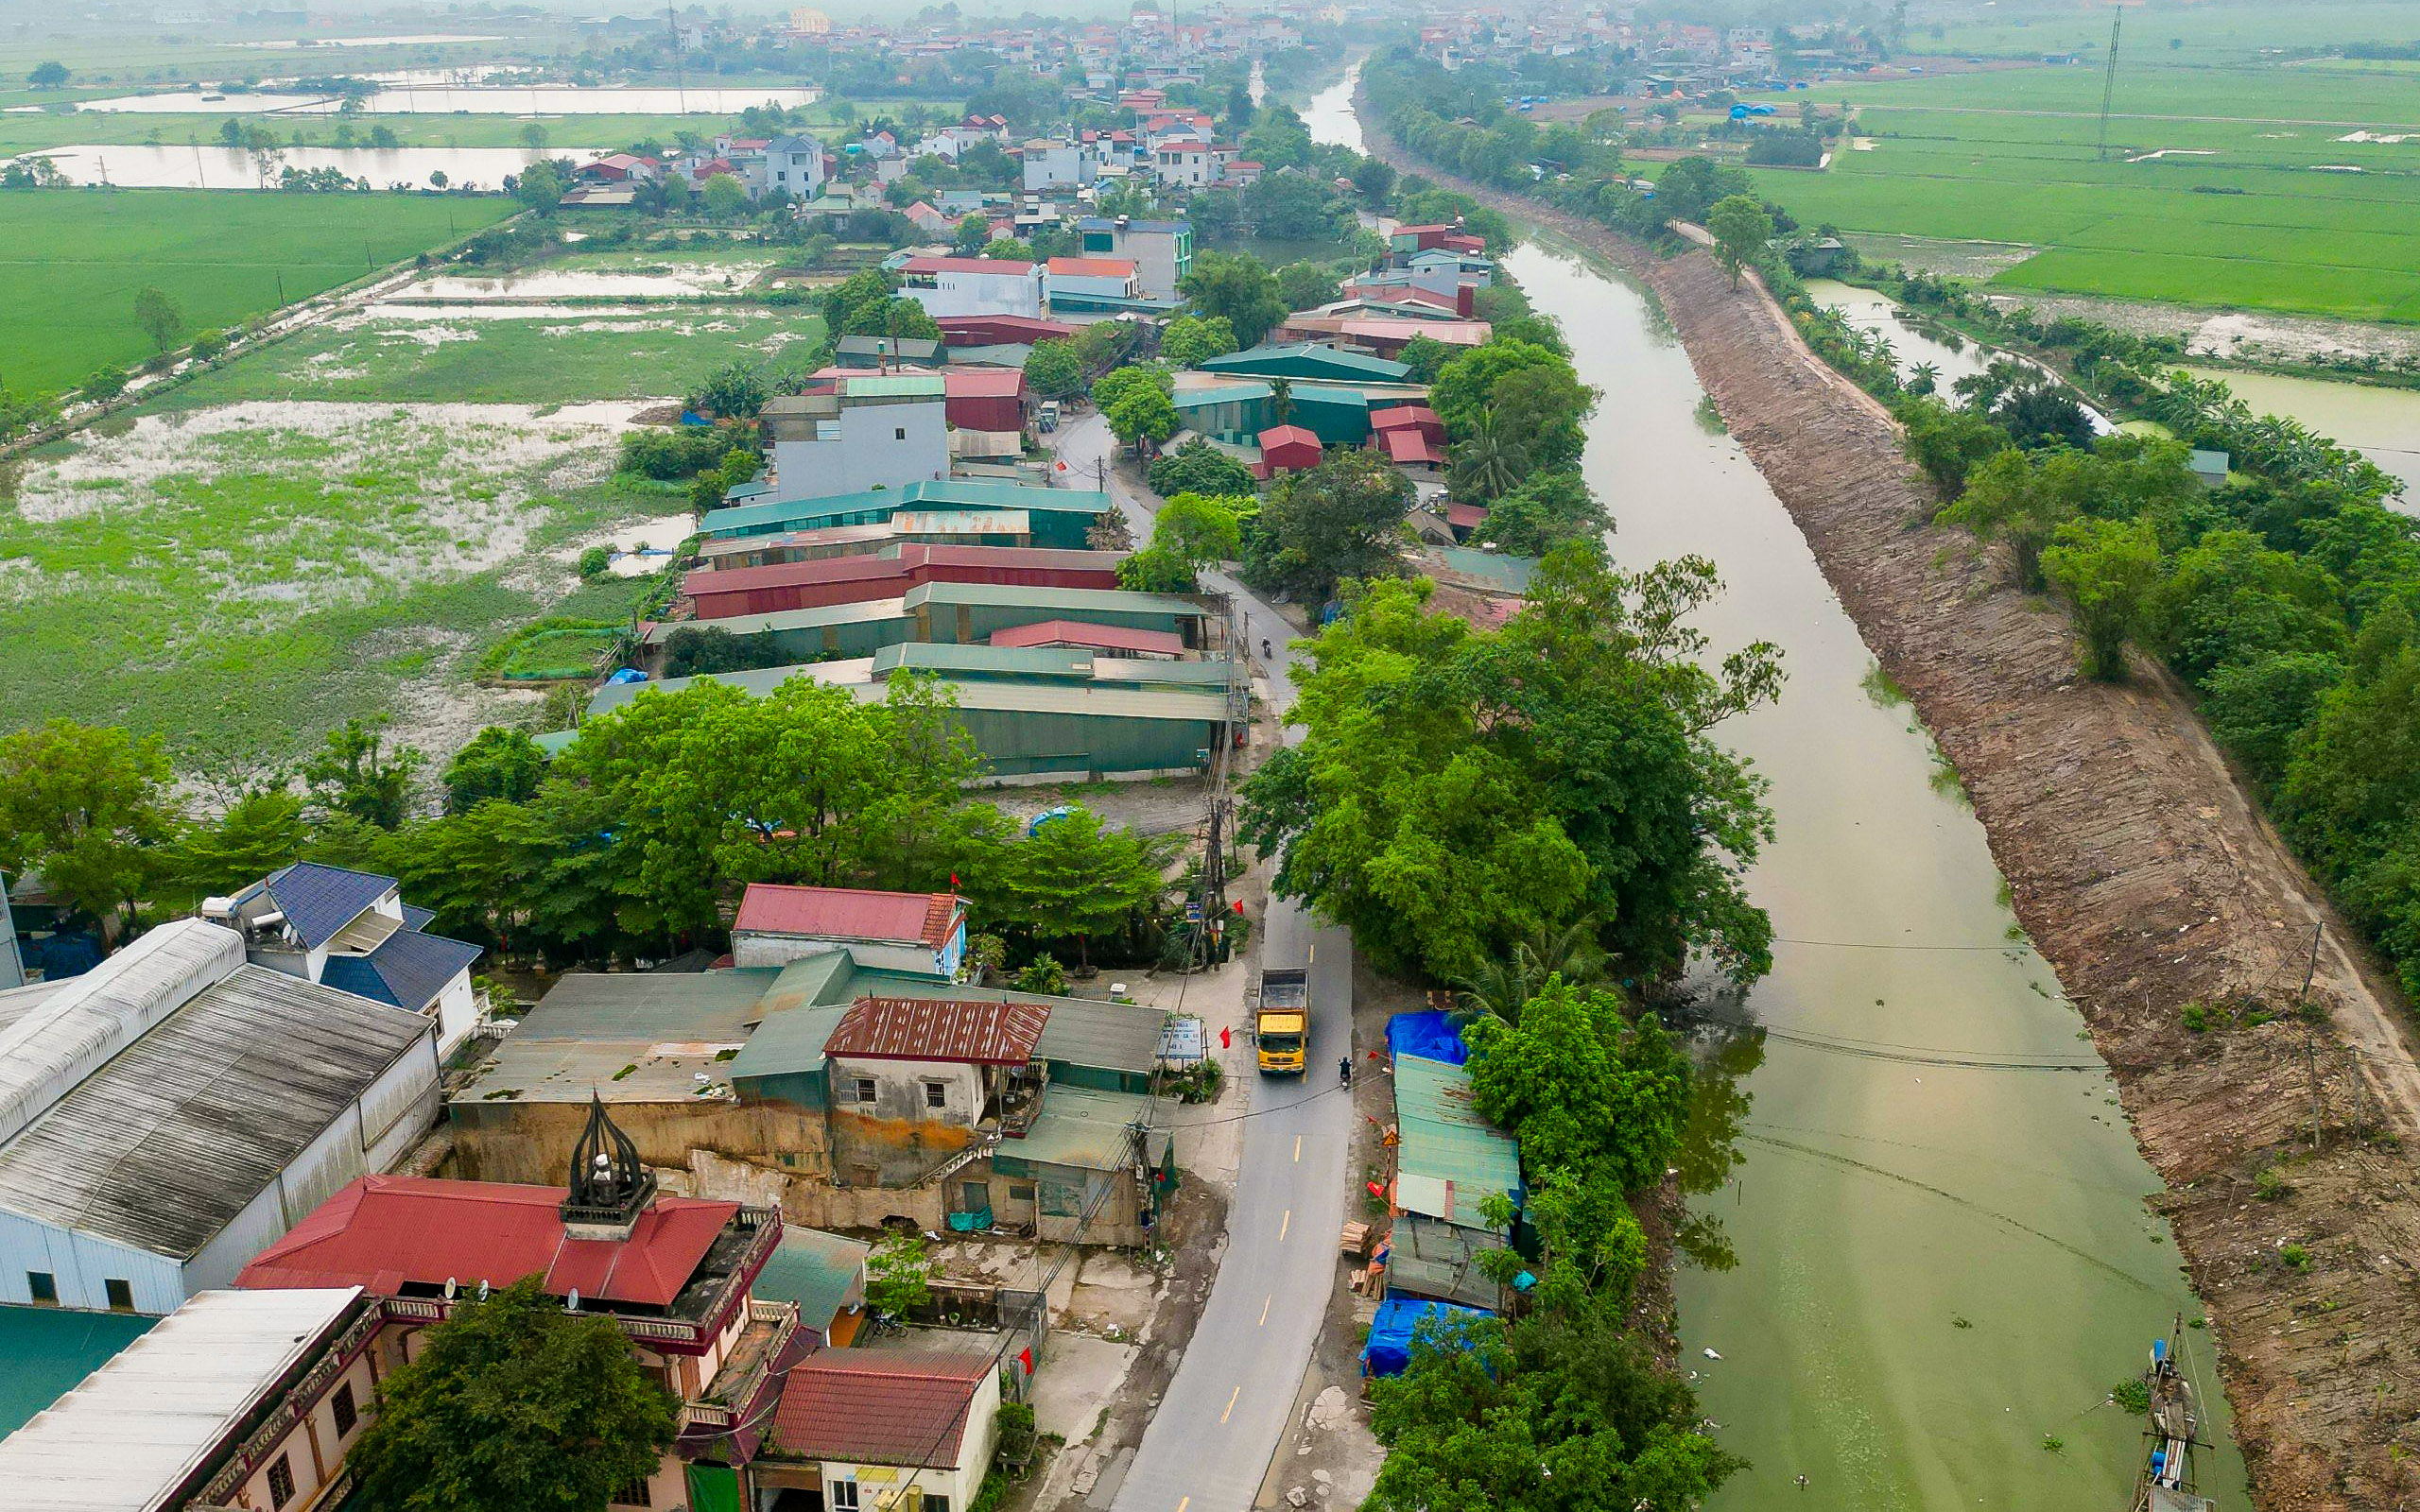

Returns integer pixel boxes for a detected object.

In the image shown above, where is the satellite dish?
[567,1288,581,1312]
[476,1279,490,1300]
[442,1276,458,1299]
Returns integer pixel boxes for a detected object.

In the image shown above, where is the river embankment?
[1360,90,2420,1512]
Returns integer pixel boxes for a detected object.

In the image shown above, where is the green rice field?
[0,190,517,394]
[1746,1,2420,321]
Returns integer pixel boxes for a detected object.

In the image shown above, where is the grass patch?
[0,189,516,394]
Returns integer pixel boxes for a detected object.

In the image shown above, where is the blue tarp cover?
[1361,1297,1493,1378]
[1387,1010,1467,1066]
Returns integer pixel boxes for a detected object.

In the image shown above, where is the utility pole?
[2095,5,2123,163]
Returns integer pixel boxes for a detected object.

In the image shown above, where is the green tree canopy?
[1160,313,1238,369]
[1704,193,1774,287]
[969,805,1170,970]
[347,1277,678,1512]
[132,286,183,356]
[1473,470,1610,556]
[163,789,307,906]
[1148,437,1258,499]
[1242,448,1412,604]
[1466,977,1691,1193]
[512,159,565,214]
[700,171,751,217]
[0,721,178,938]
[1239,549,1780,982]
[2040,515,2164,681]
[1023,337,1086,400]
[1429,338,1595,470]
[442,727,548,816]
[1179,250,1288,348]
[303,715,424,830]
[1275,260,1341,311]
[1106,385,1179,453]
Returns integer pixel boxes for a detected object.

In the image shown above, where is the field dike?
[1364,110,2420,1510]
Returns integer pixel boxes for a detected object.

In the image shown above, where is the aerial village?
[0,9,1582,1511]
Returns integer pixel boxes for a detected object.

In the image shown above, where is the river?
[1311,90,2248,1511]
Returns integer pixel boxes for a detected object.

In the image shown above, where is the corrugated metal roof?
[0,919,243,1145]
[1384,1213,1498,1310]
[908,479,1112,514]
[906,581,1201,615]
[874,642,1096,679]
[1090,658,1236,689]
[725,1005,851,1083]
[735,886,959,950]
[641,597,908,643]
[752,955,859,1022]
[320,927,481,1013]
[826,996,1046,1065]
[449,1036,737,1106]
[235,1175,738,1307]
[1392,1056,1521,1231]
[892,509,1031,535]
[0,1287,362,1512]
[752,1228,868,1330]
[1012,1085,1172,1171]
[990,620,1186,656]
[943,679,1229,725]
[588,661,878,713]
[0,964,436,1260]
[259,862,393,950]
[842,374,949,399]
[1200,343,1412,381]
[514,969,779,1044]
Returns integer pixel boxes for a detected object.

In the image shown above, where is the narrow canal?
[1306,88,2248,1512]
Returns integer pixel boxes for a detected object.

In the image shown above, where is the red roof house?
[1254,424,1324,481]
[1371,404,1446,444]
[768,1350,998,1470]
[235,1174,738,1308]
[683,544,1117,619]
[942,365,1031,435]
[937,314,1076,348]
[735,885,965,952]
[824,996,1048,1065]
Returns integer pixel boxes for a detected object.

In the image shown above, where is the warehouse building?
[642,581,1210,666]
[701,480,1116,552]
[0,919,441,1314]
[681,544,1123,621]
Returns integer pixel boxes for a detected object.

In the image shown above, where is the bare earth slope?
[1363,102,2420,1509]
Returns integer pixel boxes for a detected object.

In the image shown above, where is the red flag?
[1219,1024,1232,1050]
[1232,899,1245,914]
[949,872,959,889]
[1018,1346,1034,1374]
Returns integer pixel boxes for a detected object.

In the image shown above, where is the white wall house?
[730,884,969,979]
[1020,140,1098,191]
[220,861,483,1057]
[895,255,1048,321]
[1150,139,1213,189]
[752,132,825,200]
[0,919,440,1314]
[765,379,950,499]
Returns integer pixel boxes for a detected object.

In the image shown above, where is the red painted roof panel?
[826,996,1046,1065]
[735,885,959,949]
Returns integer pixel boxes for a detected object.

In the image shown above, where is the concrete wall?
[827,1056,987,1188]
[234,1350,375,1512]
[770,401,948,498]
[446,1098,834,1188]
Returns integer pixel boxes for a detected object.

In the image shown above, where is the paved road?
[1055,414,1358,1511]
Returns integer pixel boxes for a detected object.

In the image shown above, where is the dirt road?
[1363,101,2420,1510]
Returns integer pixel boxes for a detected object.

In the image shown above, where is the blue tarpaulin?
[606,667,649,685]
[1387,1010,1467,1066]
[1361,1298,1493,1378]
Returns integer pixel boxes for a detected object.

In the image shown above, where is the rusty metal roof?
[824,996,1047,1065]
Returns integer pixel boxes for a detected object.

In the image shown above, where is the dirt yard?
[1364,101,2420,1512]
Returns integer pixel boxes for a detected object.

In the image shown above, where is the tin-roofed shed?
[1392,1054,1521,1231]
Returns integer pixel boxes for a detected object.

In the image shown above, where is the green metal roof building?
[1172,379,1435,449]
[905,581,1206,646]
[701,481,1115,550]
[1199,343,1412,384]
[1392,1054,1522,1231]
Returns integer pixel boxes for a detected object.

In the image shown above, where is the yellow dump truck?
[1255,965,1309,1074]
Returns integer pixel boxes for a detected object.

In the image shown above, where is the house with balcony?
[215,860,484,1055]
[236,1098,801,1512]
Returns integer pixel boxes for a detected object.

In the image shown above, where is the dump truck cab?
[1255,965,1309,1074]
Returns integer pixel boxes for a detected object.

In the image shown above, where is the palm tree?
[1268,375,1294,426]
[1448,409,1529,501]
[1450,919,1611,1025]
[1907,360,1940,397]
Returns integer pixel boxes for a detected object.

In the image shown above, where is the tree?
[164,789,308,905]
[1350,157,1396,206]
[189,328,230,363]
[347,1277,678,1512]
[1148,437,1257,499]
[700,171,750,218]
[973,806,1169,971]
[1897,394,2012,497]
[26,61,68,88]
[689,360,768,421]
[1473,470,1610,556]
[302,715,425,830]
[1244,449,1413,604]
[865,1232,932,1318]
[1023,338,1086,400]
[1447,408,1529,502]
[1705,194,1773,288]
[132,286,183,355]
[1467,978,1690,1191]
[81,366,129,402]
[1106,385,1179,454]
[2040,516,2164,680]
[1239,549,1780,983]
[1275,261,1341,311]
[0,721,179,940]
[1429,339,1593,470]
[1120,490,1245,591]
[1159,314,1237,369]
[952,214,991,254]
[513,159,564,215]
[1179,250,1288,348]
[1651,155,1752,225]
[1993,382,2096,453]
[427,169,449,191]
[442,727,547,816]
[1395,334,1453,385]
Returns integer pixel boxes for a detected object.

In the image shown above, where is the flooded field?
[8,142,579,190]
[74,84,816,115]
[2181,365,2420,507]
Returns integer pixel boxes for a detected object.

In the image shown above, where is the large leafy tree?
[0,720,179,939]
[1465,977,1690,1192]
[1178,250,1288,349]
[1106,385,1179,454]
[348,1277,678,1512]
[1447,408,1529,502]
[1429,338,1594,470]
[2040,516,2164,681]
[1703,194,1773,288]
[442,727,548,816]
[1242,449,1413,604]
[163,789,309,905]
[1473,471,1610,556]
[1148,437,1258,499]
[1023,337,1086,401]
[303,715,424,830]
[970,805,1170,971]
[1240,549,1780,983]
[1159,314,1237,368]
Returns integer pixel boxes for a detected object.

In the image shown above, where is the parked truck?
[1255,965,1309,1074]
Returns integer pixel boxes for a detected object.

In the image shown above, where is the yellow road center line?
[1278,1209,1291,1242]
[1178,1500,1190,1512]
[1260,1295,1271,1326]
[1293,1134,1302,1162]
[1221,1385,1240,1423]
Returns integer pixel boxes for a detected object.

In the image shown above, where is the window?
[925,1497,951,1512]
[1008,1183,1036,1203]
[25,1272,56,1305]
[613,1475,653,1507]
[104,1279,133,1312]
[855,1076,877,1104]
[331,1381,358,1437]
[830,1481,861,1511]
[266,1453,296,1509]
[924,1080,948,1109]
[893,426,908,440]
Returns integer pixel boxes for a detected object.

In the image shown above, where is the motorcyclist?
[1260,637,1272,661]
[1338,1056,1353,1089]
